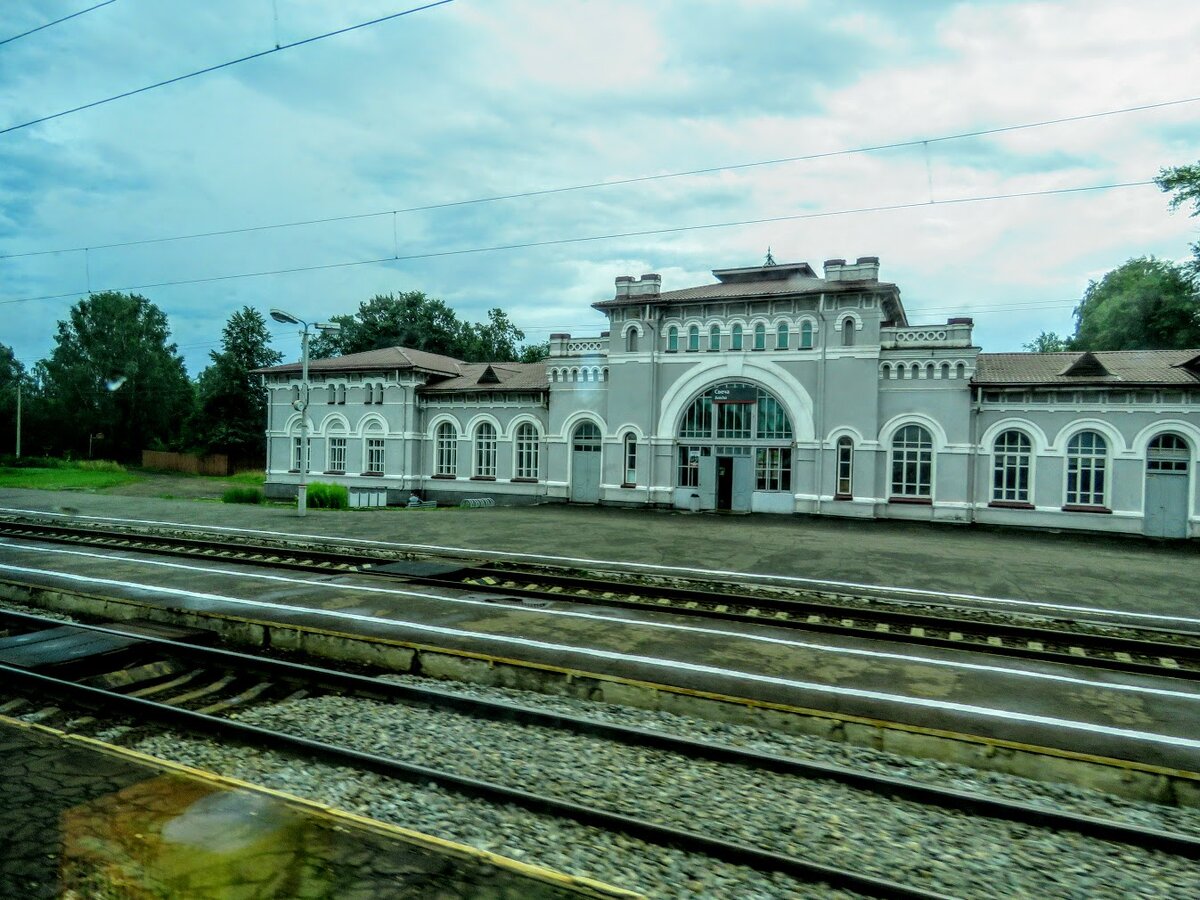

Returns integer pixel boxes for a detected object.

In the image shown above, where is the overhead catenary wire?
[0,0,455,137]
[1,94,1195,260]
[0,0,117,48]
[0,179,1156,307]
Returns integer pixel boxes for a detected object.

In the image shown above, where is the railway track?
[2,608,1199,900]
[2,516,1198,683]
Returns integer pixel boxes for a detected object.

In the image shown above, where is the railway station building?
[259,256,1200,539]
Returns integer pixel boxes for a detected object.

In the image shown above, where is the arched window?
[992,430,1032,503]
[925,363,935,379]
[1066,431,1107,507]
[364,383,374,404]
[667,326,679,352]
[678,383,793,440]
[842,318,856,346]
[753,323,766,350]
[434,422,457,476]
[337,384,346,404]
[955,362,966,379]
[515,422,539,480]
[940,362,951,379]
[623,433,637,485]
[375,382,384,404]
[290,385,300,405]
[890,424,932,499]
[474,422,497,477]
[573,421,602,449]
[776,323,789,350]
[709,325,721,351]
[731,324,744,351]
[836,436,854,498]
[687,325,700,351]
[326,385,336,404]
[1147,433,1190,472]
[625,327,638,353]
[800,321,813,349]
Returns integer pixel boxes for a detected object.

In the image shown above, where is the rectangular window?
[992,451,1029,502]
[754,447,791,491]
[366,438,385,474]
[327,438,346,473]
[836,441,853,497]
[435,431,457,476]
[677,446,709,487]
[515,431,539,480]
[291,437,311,472]
[475,433,497,477]
[624,437,637,484]
[1066,455,1105,506]
[891,450,932,497]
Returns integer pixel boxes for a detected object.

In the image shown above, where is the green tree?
[41,292,193,460]
[518,340,550,362]
[1070,257,1199,351]
[192,307,282,461]
[0,344,25,454]
[1156,161,1200,279]
[309,291,535,362]
[1022,331,1072,353]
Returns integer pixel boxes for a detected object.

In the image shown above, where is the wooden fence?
[141,450,233,476]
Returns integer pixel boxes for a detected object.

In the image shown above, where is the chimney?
[614,275,633,299]
[852,256,880,281]
[823,259,847,281]
[628,273,662,297]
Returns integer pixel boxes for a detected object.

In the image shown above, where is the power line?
[0,178,1156,307]
[2,94,1194,260]
[0,0,455,137]
[0,0,117,48]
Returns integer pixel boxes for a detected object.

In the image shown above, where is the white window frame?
[327,437,346,473]
[836,436,853,498]
[515,422,539,480]
[623,433,637,484]
[365,437,385,475]
[474,423,497,477]
[708,325,721,351]
[754,447,791,491]
[890,424,932,499]
[775,323,788,350]
[1065,431,1107,507]
[435,422,457,476]
[992,430,1031,503]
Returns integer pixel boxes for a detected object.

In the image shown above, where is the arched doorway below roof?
[1145,433,1191,538]
[570,421,602,503]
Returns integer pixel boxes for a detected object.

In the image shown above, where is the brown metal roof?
[255,346,464,377]
[592,275,899,309]
[974,350,1200,386]
[418,362,548,393]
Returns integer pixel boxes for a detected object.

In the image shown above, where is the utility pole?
[14,382,20,458]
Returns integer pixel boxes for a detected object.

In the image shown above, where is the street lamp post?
[270,308,340,517]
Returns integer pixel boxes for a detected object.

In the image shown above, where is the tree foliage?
[0,343,25,453]
[1022,331,1071,353]
[40,292,193,460]
[191,307,282,459]
[1157,161,1200,279]
[309,291,535,362]
[1071,257,1199,351]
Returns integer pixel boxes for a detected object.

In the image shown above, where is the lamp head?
[270,308,302,325]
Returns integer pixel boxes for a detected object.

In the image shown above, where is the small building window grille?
[1147,433,1189,472]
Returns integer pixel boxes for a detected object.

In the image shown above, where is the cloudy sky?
[2,0,1199,375]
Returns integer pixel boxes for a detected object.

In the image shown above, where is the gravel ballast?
[111,674,1200,899]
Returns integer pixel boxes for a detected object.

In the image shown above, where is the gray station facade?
[260,257,1200,539]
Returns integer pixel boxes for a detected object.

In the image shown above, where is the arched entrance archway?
[1145,432,1190,538]
[570,421,602,503]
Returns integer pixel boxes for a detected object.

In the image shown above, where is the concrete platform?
[1,487,1197,619]
[1,517,1198,775]
[0,716,633,900]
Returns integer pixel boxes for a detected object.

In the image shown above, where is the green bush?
[75,459,126,472]
[0,455,64,469]
[221,487,263,504]
[306,482,349,509]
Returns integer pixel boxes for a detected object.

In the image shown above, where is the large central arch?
[656,359,815,441]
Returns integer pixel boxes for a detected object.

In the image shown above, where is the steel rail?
[2,519,1198,683]
[0,659,951,900]
[3,609,1199,859]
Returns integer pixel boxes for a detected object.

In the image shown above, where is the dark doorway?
[716,456,733,510]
